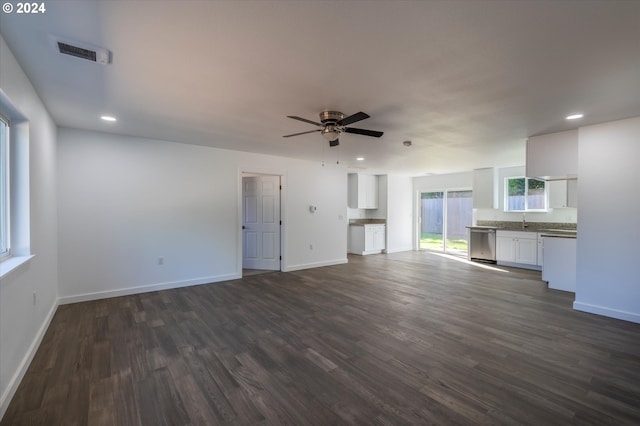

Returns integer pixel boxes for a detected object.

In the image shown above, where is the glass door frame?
[417,187,473,254]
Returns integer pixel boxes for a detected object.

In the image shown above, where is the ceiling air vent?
[54,37,111,65]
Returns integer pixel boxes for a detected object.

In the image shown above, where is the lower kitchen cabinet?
[537,233,544,266]
[348,224,386,255]
[496,230,539,269]
[542,236,576,292]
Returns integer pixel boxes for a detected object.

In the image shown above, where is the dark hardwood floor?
[3,251,640,425]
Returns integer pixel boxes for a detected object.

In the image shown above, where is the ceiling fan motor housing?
[319,111,344,124]
[320,111,343,142]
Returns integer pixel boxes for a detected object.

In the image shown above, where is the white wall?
[413,171,473,193]
[57,128,348,302]
[0,36,58,418]
[386,175,413,253]
[574,116,640,323]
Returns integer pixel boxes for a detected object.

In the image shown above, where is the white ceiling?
[1,1,639,176]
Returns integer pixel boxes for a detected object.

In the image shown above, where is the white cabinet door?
[497,231,538,266]
[516,237,538,265]
[567,179,578,208]
[496,235,516,262]
[350,224,385,255]
[549,180,568,208]
[364,226,374,250]
[549,179,578,209]
[364,175,379,209]
[526,130,578,179]
[348,173,379,209]
[372,226,386,251]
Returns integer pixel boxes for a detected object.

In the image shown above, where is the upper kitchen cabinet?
[348,173,378,209]
[472,167,498,209]
[549,179,578,208]
[526,130,578,180]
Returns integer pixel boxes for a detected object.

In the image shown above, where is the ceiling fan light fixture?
[322,125,340,142]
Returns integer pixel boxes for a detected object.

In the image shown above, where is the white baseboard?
[0,300,58,420]
[385,246,414,254]
[283,258,348,272]
[573,301,640,324]
[496,261,542,271]
[58,273,241,305]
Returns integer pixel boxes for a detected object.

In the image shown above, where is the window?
[505,177,547,212]
[0,95,31,275]
[0,114,9,259]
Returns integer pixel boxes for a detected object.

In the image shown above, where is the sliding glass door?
[420,190,472,255]
[420,192,444,251]
[445,190,473,255]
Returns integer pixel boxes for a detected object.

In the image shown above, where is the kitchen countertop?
[539,232,577,239]
[349,219,386,226]
[468,225,577,236]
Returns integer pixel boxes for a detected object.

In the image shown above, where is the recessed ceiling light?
[356,157,365,161]
[101,115,117,122]
[566,113,584,120]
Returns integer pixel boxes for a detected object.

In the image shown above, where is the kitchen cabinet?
[348,173,378,209]
[526,130,578,180]
[348,224,385,255]
[496,230,538,267]
[549,179,578,209]
[537,233,544,266]
[472,167,498,209]
[542,236,576,292]
[567,179,578,208]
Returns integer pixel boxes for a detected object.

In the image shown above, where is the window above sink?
[504,177,548,212]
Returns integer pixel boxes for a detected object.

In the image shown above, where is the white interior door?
[242,175,281,270]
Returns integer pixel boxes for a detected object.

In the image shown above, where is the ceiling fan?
[283,111,383,147]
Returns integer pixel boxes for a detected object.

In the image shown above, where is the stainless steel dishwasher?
[468,226,497,263]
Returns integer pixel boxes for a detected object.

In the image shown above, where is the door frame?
[238,169,285,276]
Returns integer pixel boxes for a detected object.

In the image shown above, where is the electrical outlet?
[158,257,164,265]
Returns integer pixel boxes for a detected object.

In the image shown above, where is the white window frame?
[0,114,9,260]
[504,176,548,212]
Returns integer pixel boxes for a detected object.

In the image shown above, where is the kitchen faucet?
[522,213,528,229]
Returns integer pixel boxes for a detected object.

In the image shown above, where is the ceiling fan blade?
[287,115,322,127]
[337,111,370,126]
[344,127,384,138]
[282,129,322,138]
[329,139,340,147]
